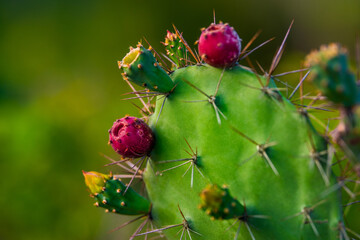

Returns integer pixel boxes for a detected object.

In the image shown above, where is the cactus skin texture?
[144,64,341,240]
[83,22,360,240]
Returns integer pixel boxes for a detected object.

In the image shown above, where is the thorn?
[267,20,294,85]
[240,37,275,61]
[240,30,262,55]
[173,24,200,63]
[288,70,311,100]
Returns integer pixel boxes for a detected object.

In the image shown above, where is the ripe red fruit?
[198,23,242,68]
[109,116,154,158]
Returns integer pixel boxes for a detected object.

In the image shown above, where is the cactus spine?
[83,20,360,240]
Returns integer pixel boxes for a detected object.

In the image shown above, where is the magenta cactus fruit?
[198,23,242,68]
[108,116,154,158]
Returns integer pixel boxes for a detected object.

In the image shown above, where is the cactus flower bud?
[199,184,244,220]
[109,116,155,158]
[82,171,111,195]
[163,30,187,69]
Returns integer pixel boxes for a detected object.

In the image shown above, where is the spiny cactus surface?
[83,20,360,240]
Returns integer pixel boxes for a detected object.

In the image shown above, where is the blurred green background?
[1,0,359,239]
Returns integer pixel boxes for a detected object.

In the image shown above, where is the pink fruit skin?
[198,23,241,68]
[109,116,154,158]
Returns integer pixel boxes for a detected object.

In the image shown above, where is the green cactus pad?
[83,171,151,215]
[119,44,175,93]
[143,65,342,240]
[306,43,358,107]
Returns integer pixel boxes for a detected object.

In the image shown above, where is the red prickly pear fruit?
[109,116,155,158]
[198,23,242,68]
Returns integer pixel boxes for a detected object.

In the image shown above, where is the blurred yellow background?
[0,0,359,239]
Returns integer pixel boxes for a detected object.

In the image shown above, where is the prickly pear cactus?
[83,21,360,240]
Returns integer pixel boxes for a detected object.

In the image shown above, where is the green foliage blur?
[0,0,359,239]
